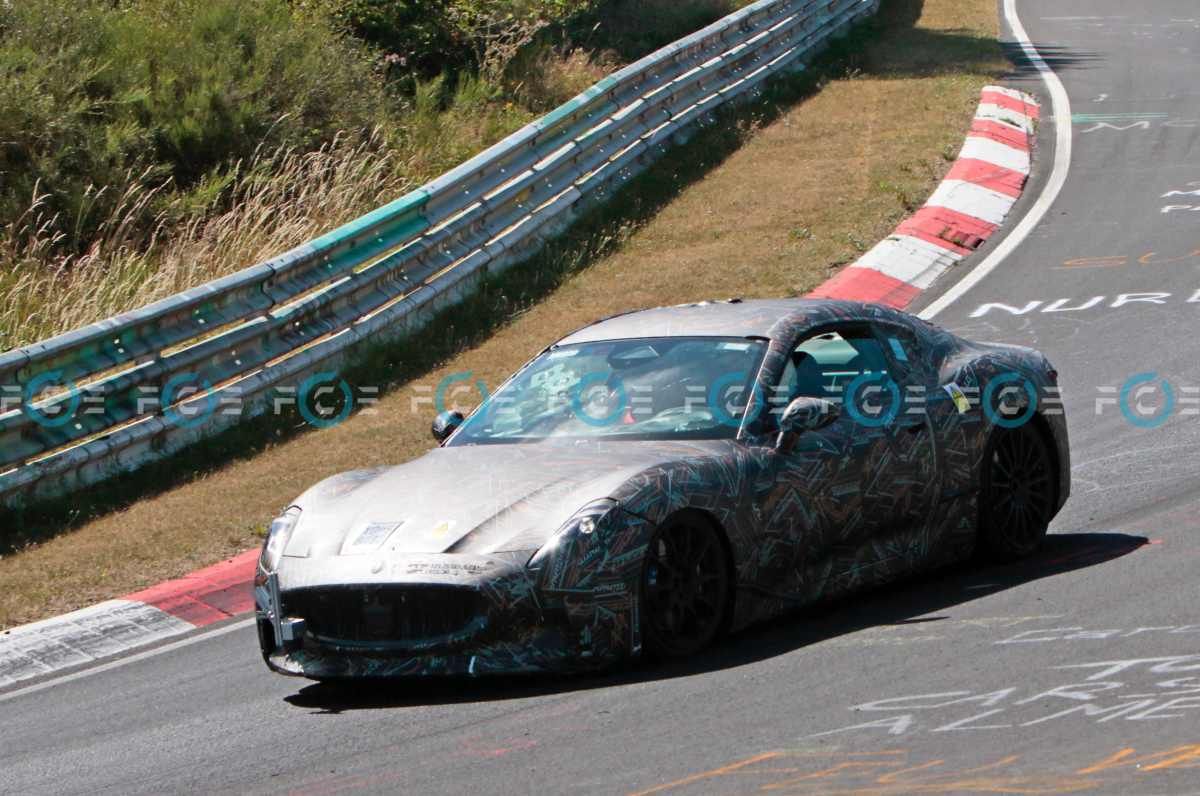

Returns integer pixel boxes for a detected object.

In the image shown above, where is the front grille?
[284,586,485,649]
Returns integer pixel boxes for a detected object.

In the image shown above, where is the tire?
[640,513,731,659]
[977,422,1056,561]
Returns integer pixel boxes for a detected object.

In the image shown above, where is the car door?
[869,321,940,541]
[752,322,917,601]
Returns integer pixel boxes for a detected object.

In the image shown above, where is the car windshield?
[449,337,768,444]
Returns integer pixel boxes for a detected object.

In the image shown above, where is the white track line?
[0,1,1065,704]
[919,0,1072,319]
[0,617,255,704]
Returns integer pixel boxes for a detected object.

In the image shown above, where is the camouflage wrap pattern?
[258,299,1070,679]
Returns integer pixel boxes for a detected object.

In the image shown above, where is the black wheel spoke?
[642,519,730,658]
[982,424,1055,560]
[652,554,679,577]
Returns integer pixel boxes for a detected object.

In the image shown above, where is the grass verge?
[0,0,747,350]
[0,0,1007,629]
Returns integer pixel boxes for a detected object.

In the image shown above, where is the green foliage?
[295,0,595,80]
[291,0,469,71]
[570,0,745,61]
[0,0,743,348]
[446,0,595,80]
[0,0,388,251]
[0,0,609,254]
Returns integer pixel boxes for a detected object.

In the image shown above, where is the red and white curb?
[0,87,1041,690]
[1,550,257,686]
[810,85,1039,307]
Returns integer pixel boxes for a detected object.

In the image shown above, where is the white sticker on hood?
[343,521,404,554]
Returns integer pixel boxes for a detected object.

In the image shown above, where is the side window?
[780,327,890,401]
[777,325,898,425]
[873,324,924,384]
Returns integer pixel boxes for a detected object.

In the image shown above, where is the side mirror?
[775,396,839,452]
[431,410,464,444]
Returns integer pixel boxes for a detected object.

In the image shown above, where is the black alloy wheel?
[978,422,1056,560]
[641,514,731,659]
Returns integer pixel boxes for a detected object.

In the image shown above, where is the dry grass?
[509,45,618,112]
[0,4,745,352]
[0,76,538,351]
[0,134,415,348]
[0,0,1007,629]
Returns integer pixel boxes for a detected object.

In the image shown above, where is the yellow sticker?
[431,520,457,538]
[944,382,971,414]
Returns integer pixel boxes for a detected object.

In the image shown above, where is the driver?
[606,343,753,425]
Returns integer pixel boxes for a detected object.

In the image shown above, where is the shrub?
[295,0,596,80]
[0,0,740,350]
[0,0,389,252]
[291,0,470,73]
[571,0,745,60]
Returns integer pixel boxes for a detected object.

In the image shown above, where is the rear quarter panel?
[933,334,1071,514]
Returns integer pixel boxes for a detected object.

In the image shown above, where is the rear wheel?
[641,513,731,659]
[978,423,1056,561]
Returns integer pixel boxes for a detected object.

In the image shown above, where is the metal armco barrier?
[0,0,878,507]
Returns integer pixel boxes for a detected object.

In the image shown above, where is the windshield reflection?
[449,337,767,444]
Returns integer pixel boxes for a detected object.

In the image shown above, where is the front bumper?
[259,621,583,678]
[255,552,643,679]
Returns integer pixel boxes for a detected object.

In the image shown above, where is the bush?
[0,0,743,350]
[296,0,596,80]
[291,0,470,73]
[571,0,745,60]
[0,0,389,252]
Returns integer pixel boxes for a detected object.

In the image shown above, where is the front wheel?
[978,423,1056,561]
[641,513,731,659]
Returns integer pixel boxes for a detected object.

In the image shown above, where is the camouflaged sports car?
[255,298,1069,679]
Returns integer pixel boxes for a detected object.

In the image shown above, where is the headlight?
[260,507,301,572]
[528,498,619,569]
[571,498,618,535]
[562,498,619,536]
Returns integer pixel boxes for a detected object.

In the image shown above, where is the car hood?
[284,439,734,559]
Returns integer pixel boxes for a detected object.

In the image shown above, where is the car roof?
[555,298,895,346]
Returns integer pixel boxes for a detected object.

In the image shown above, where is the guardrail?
[0,0,878,507]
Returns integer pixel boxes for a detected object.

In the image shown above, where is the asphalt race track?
[4,2,1200,793]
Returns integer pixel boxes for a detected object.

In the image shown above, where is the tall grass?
[0,0,742,352]
[0,136,396,348]
[0,75,555,350]
[0,0,391,253]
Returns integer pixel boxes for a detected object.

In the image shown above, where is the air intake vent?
[285,586,485,649]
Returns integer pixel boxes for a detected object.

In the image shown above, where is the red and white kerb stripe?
[0,85,1042,690]
[0,550,258,686]
[810,86,1039,308]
